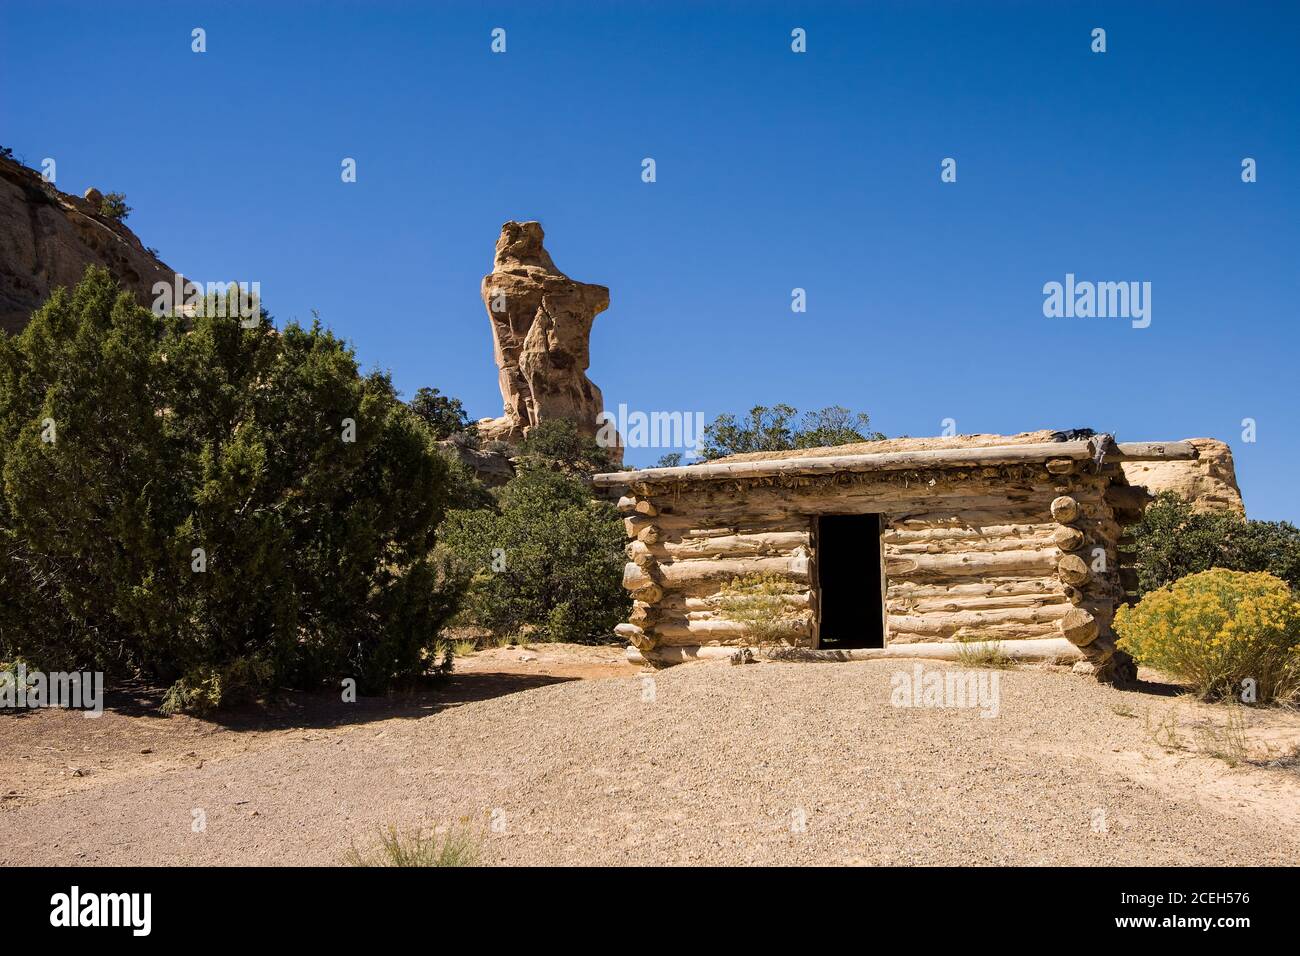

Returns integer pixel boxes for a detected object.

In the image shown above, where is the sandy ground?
[2,644,1298,866]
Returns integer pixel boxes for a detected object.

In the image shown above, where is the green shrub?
[518,417,614,473]
[1113,569,1300,703]
[99,192,131,222]
[1128,493,1300,595]
[437,446,497,511]
[439,465,628,643]
[716,573,811,646]
[699,404,883,460]
[0,267,465,709]
[409,386,478,444]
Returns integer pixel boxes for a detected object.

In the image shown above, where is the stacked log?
[616,495,664,650]
[1044,469,1137,684]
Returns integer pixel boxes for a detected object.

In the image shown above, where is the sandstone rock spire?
[477,221,620,460]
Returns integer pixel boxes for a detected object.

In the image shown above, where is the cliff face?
[477,220,620,461]
[1120,437,1246,516]
[0,155,180,334]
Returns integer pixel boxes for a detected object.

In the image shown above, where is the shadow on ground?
[1123,676,1187,698]
[85,671,580,732]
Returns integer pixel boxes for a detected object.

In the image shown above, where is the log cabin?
[592,430,1204,683]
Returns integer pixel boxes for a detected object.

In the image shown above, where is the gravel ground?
[2,655,1298,866]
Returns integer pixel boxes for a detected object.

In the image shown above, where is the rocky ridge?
[0,153,180,334]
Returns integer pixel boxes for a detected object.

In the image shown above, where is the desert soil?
[2,644,1298,866]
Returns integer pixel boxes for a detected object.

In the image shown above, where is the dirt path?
[2,647,1298,866]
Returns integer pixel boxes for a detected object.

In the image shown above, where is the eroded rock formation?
[436,436,516,488]
[478,221,620,461]
[0,154,180,334]
[1120,438,1245,516]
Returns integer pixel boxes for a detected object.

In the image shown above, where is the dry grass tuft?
[344,822,481,867]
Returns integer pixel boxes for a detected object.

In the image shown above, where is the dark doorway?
[815,514,885,649]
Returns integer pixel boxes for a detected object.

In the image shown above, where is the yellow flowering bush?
[1113,569,1300,703]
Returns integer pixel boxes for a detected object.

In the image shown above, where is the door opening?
[815,514,885,649]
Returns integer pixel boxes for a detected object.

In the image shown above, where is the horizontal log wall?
[631,514,812,646]
[614,461,1125,665]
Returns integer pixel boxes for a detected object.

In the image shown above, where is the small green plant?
[954,635,1013,669]
[160,656,275,716]
[1114,569,1300,703]
[99,191,131,222]
[1193,700,1250,767]
[344,822,481,867]
[716,573,811,647]
[1144,704,1183,751]
[1142,700,1275,767]
[452,638,477,657]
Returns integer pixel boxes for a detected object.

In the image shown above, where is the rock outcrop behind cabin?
[477,220,621,462]
[0,153,180,335]
[1119,437,1245,516]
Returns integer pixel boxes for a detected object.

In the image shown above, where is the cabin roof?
[710,430,1062,463]
[591,433,1197,488]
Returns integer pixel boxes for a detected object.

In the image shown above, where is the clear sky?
[3,1,1297,518]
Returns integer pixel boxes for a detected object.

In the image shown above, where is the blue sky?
[3,1,1297,518]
